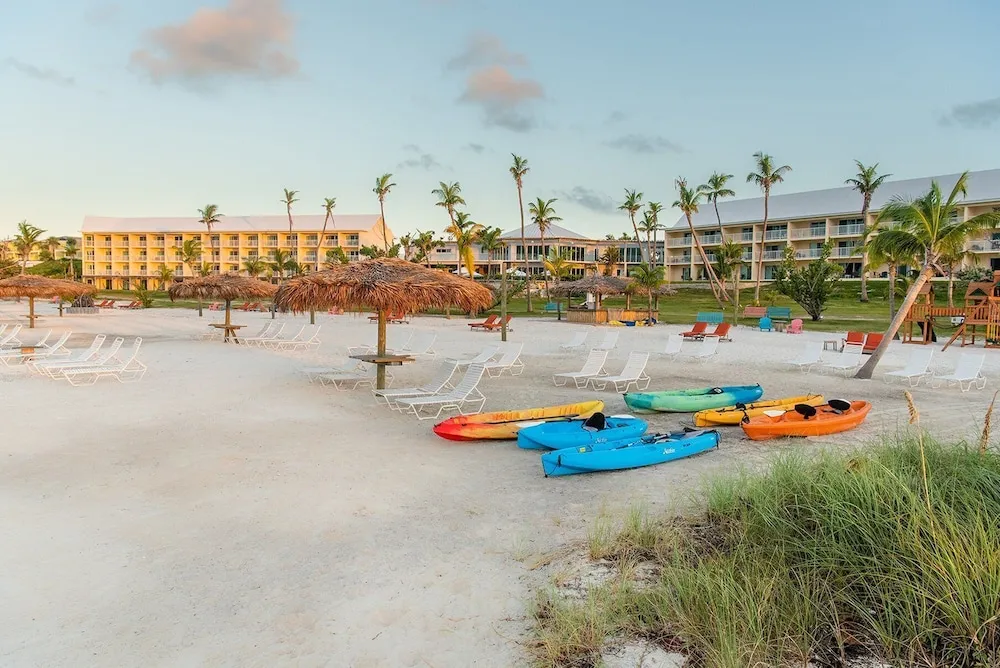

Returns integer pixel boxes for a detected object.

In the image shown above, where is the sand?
[1,301,996,667]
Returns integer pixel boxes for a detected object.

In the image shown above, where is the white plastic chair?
[687,337,719,361]
[316,362,393,390]
[932,353,987,392]
[349,330,413,356]
[594,331,619,351]
[482,343,524,377]
[0,330,71,365]
[43,337,125,378]
[28,334,106,375]
[588,351,651,391]
[446,345,499,368]
[398,332,437,358]
[262,325,306,350]
[823,343,863,376]
[884,348,934,386]
[274,326,321,352]
[302,358,364,383]
[394,364,487,420]
[61,338,146,386]
[374,360,459,409]
[0,324,23,349]
[243,323,285,347]
[788,341,824,373]
[553,349,608,388]
[658,335,683,359]
[559,331,590,351]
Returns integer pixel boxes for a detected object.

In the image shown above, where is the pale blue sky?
[2,0,998,239]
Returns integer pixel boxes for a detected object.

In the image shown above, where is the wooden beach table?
[349,354,416,381]
[210,323,245,343]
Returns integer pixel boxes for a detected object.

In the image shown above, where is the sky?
[2,0,999,240]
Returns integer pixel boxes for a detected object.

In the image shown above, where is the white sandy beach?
[2,302,997,667]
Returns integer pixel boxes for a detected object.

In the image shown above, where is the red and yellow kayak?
[432,400,605,441]
[741,400,872,441]
[693,394,825,427]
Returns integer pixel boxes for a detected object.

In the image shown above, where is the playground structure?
[902,272,1000,350]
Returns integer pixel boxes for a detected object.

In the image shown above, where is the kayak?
[541,429,720,477]
[693,394,825,427]
[432,400,604,441]
[517,413,647,450]
[741,400,872,441]
[624,385,764,414]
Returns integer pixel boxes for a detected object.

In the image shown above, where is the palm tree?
[527,197,561,299]
[674,178,727,303]
[599,245,621,276]
[864,225,919,322]
[63,238,78,279]
[477,226,504,277]
[509,155,531,311]
[618,189,644,262]
[40,236,61,262]
[324,247,350,267]
[270,249,293,279]
[699,172,736,239]
[845,161,891,302]
[714,239,746,312]
[855,172,1000,378]
[242,257,266,278]
[398,234,415,262]
[746,152,792,302]
[181,238,204,315]
[281,189,298,234]
[630,263,665,324]
[638,211,658,267]
[198,204,222,234]
[446,211,483,278]
[645,202,664,266]
[939,240,970,307]
[12,221,44,274]
[318,197,336,271]
[156,264,173,290]
[432,182,466,228]
[373,174,395,252]
[544,248,571,308]
[413,230,442,268]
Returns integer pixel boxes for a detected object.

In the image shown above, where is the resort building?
[660,168,1000,283]
[80,215,391,289]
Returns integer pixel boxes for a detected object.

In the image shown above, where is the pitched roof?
[82,214,385,234]
[500,222,588,240]
[668,168,1000,230]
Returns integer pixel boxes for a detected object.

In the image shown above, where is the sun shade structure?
[275,258,494,388]
[550,275,630,309]
[0,276,96,328]
[168,275,278,327]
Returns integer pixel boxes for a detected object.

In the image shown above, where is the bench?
[766,306,792,323]
[695,312,725,324]
[742,306,766,319]
[543,302,561,312]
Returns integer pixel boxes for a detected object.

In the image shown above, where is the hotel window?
[348,250,359,260]
[228,235,239,246]
[347,234,359,246]
[569,246,586,262]
[174,236,183,246]
[84,236,93,245]
[325,234,339,245]
[624,247,642,263]
[287,234,298,245]
[809,222,825,235]
[305,235,318,244]
[247,235,258,245]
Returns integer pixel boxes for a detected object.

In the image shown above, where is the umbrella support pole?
[500,263,508,342]
[28,296,35,328]
[376,310,388,390]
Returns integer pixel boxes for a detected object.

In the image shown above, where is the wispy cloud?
[3,58,75,86]
[604,110,626,126]
[85,2,121,24]
[397,144,443,171]
[940,97,1000,129]
[130,0,299,85]
[447,33,526,71]
[605,133,684,154]
[557,187,618,215]
[464,143,486,153]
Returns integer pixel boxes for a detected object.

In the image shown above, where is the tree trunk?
[754,191,769,303]
[28,296,35,328]
[317,212,330,272]
[630,213,643,263]
[224,299,232,327]
[714,199,725,240]
[856,266,935,379]
[686,214,727,304]
[888,264,897,320]
[859,200,870,302]
[379,201,389,252]
[287,207,293,234]
[541,230,549,301]
[376,310,388,390]
[947,267,955,307]
[518,186,530,313]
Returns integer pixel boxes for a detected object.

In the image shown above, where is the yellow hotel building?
[80,214,392,290]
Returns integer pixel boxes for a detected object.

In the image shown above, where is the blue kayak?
[541,430,721,477]
[517,414,647,451]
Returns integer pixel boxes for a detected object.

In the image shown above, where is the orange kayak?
[741,400,872,441]
[433,400,605,441]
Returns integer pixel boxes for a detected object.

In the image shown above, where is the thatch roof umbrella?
[168,275,278,330]
[0,276,95,328]
[550,275,630,308]
[275,258,494,389]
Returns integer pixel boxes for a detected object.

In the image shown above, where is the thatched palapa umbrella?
[549,275,630,309]
[0,276,95,328]
[168,275,278,333]
[275,258,494,389]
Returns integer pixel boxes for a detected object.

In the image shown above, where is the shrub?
[71,294,95,308]
[957,265,994,282]
[133,285,154,308]
[771,243,844,320]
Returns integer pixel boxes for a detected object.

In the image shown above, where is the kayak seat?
[710,387,724,394]
[795,404,818,419]
[828,399,852,413]
[734,402,746,410]
[583,412,607,432]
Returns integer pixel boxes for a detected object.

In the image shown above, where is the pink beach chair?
[787,318,803,334]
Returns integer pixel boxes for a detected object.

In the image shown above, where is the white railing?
[791,228,826,239]
[833,246,861,257]
[699,235,722,246]
[667,255,692,265]
[795,249,823,259]
[832,224,865,237]
[764,230,788,241]
[762,250,784,260]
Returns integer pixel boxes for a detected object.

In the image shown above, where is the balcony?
[152,239,165,247]
[734,232,758,243]
[833,246,862,258]
[263,240,279,248]
[795,248,824,260]
[970,240,1000,252]
[832,224,865,237]
[345,237,360,247]
[764,230,788,241]
[667,255,692,265]
[791,227,826,239]
[153,254,166,261]
[101,241,112,248]
[762,250,785,261]
[698,234,723,246]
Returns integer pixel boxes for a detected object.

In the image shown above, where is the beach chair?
[316,362,392,390]
[553,349,608,388]
[469,314,499,330]
[61,338,146,386]
[787,340,824,372]
[302,358,363,383]
[208,302,222,311]
[117,300,139,309]
[931,353,987,392]
[658,334,683,359]
[0,331,72,365]
[373,360,459,409]
[27,335,104,374]
[823,343,864,376]
[786,319,804,334]
[482,343,524,377]
[348,330,413,356]
[704,322,732,341]
[0,324,23,349]
[9,330,52,350]
[261,325,306,350]
[100,300,116,309]
[594,331,619,351]
[446,345,499,368]
[39,337,124,378]
[398,332,437,358]
[843,331,864,348]
[559,331,590,351]
[681,322,708,339]
[243,323,285,347]
[483,315,513,332]
[588,351,651,392]
[862,333,884,354]
[687,337,719,361]
[273,326,321,352]
[394,364,487,420]
[759,316,772,332]
[884,348,934,386]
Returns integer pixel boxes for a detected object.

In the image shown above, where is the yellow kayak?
[693,394,825,427]
[433,400,605,441]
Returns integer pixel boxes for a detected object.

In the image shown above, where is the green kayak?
[624,385,764,413]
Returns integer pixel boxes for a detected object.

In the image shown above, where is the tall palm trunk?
[379,202,388,252]
[317,213,330,272]
[713,199,726,240]
[518,186,530,312]
[856,265,935,379]
[888,264,897,319]
[629,213,643,263]
[286,208,293,234]
[947,265,955,307]
[686,213,725,304]
[541,229,549,301]
[754,190,770,303]
[859,197,871,302]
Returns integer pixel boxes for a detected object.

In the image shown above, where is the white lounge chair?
[446,345,499,368]
[687,337,719,361]
[594,331,619,351]
[932,353,987,392]
[397,332,437,358]
[823,343,864,376]
[302,358,363,383]
[17,330,52,350]
[559,331,590,351]
[658,335,683,359]
[884,348,934,386]
[788,341,824,372]
[0,324,23,349]
[273,326,321,352]
[394,364,487,420]
[43,337,125,378]
[61,338,146,386]
[374,360,458,408]
[261,325,306,350]
[316,362,393,390]
[588,351,651,392]
[349,330,412,356]
[483,343,524,377]
[243,323,285,347]
[0,331,71,365]
[224,321,273,342]
[553,349,608,388]
[28,334,106,375]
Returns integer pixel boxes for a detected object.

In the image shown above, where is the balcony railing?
[791,228,826,239]
[699,235,722,246]
[970,240,1000,252]
[832,224,865,237]
[345,237,360,246]
[795,249,824,259]
[734,232,759,243]
[667,255,692,265]
[764,230,788,241]
[762,250,785,260]
[833,246,862,257]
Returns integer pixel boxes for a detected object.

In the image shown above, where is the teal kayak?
[517,414,647,450]
[541,429,720,476]
[624,385,764,413]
